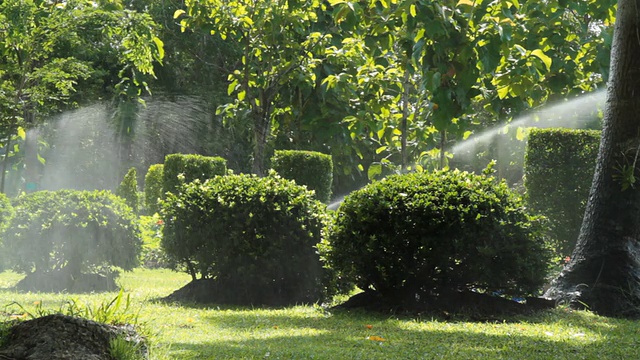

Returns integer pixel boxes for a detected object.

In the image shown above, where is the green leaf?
[531,49,552,71]
[456,0,475,6]
[410,4,417,17]
[497,86,510,99]
[463,131,473,140]
[153,37,164,59]
[37,153,46,165]
[237,90,246,101]
[516,127,527,141]
[17,127,26,141]
[367,163,382,179]
[173,9,186,19]
[227,80,238,96]
[376,146,387,154]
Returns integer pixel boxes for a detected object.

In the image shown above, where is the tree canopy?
[0,0,619,195]
[0,0,163,193]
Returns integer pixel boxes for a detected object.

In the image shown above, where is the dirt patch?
[0,314,146,360]
[162,278,322,307]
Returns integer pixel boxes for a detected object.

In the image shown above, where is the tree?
[175,0,331,175]
[0,0,163,193]
[544,0,640,318]
[322,0,615,179]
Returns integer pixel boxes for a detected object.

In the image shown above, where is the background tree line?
[0,0,617,197]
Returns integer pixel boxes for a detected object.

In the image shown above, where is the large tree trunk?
[544,0,640,318]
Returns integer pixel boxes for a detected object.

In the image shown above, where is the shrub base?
[335,289,555,320]
[163,278,323,307]
[15,269,119,293]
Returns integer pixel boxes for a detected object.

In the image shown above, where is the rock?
[0,314,146,360]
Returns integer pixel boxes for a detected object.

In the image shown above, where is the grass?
[1,268,639,359]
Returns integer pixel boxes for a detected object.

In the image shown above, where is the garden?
[2,0,640,358]
[0,141,637,359]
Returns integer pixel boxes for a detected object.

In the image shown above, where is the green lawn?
[1,268,639,359]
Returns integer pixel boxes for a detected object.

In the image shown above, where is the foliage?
[0,0,163,193]
[323,169,552,299]
[319,0,615,178]
[0,193,13,272]
[6,288,137,326]
[524,128,601,257]
[1,190,141,279]
[175,0,331,175]
[0,193,12,233]
[109,335,146,360]
[116,167,139,214]
[271,150,333,203]
[138,214,169,269]
[161,171,330,305]
[143,164,164,216]
[162,154,227,196]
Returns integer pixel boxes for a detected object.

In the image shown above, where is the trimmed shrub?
[323,169,552,300]
[161,171,329,305]
[271,150,333,203]
[524,128,600,256]
[116,167,139,213]
[1,190,141,291]
[162,154,227,196]
[144,164,164,215]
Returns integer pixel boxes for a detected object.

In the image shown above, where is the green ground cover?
[1,268,638,359]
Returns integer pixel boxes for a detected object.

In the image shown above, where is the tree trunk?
[401,63,410,171]
[252,109,271,176]
[544,0,640,318]
[0,135,12,194]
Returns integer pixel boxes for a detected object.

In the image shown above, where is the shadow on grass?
[161,309,632,359]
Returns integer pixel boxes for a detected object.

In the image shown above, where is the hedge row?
[270,150,333,203]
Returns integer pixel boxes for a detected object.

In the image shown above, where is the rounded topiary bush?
[161,171,330,306]
[2,190,141,292]
[323,169,552,301]
[162,153,227,196]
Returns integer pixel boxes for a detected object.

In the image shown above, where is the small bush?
[162,154,227,196]
[161,171,329,305]
[144,164,164,215]
[1,190,141,291]
[524,128,600,257]
[271,150,333,203]
[139,214,170,269]
[323,169,552,300]
[117,167,139,214]
[0,192,14,271]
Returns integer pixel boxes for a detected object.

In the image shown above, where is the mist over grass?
[1,268,639,359]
